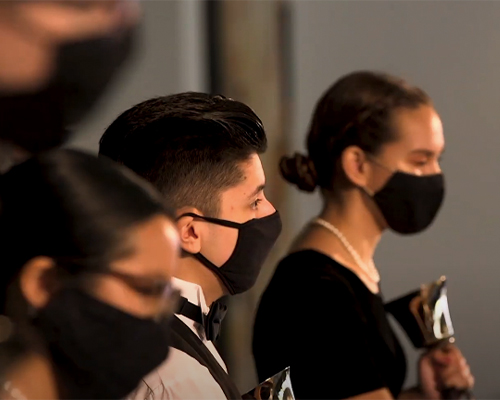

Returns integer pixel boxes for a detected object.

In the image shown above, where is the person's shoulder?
[127,348,226,400]
[256,252,356,315]
[278,249,328,265]
[274,249,331,276]
[277,250,355,287]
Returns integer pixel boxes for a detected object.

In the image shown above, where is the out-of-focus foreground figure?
[0,1,140,171]
[0,149,180,400]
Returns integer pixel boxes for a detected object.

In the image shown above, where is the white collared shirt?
[127,278,228,400]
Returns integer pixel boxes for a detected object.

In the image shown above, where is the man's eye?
[252,199,262,209]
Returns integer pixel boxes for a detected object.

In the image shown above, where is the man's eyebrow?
[247,184,266,199]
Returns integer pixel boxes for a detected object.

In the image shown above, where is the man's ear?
[176,207,205,254]
[19,256,58,309]
[340,145,373,191]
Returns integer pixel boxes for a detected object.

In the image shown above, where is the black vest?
[169,316,242,399]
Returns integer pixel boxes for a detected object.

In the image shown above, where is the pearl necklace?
[312,217,380,284]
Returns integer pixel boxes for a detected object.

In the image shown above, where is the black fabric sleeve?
[289,278,388,399]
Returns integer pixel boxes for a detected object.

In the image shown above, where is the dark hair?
[280,71,431,194]
[98,92,267,217]
[0,148,174,313]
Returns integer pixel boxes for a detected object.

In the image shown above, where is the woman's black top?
[252,250,406,399]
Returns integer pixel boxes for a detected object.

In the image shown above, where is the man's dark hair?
[99,92,267,216]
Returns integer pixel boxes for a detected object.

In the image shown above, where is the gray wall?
[69,0,207,151]
[66,1,500,397]
[287,1,500,398]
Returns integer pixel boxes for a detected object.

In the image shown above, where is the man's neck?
[175,256,226,306]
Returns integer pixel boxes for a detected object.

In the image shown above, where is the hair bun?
[279,153,318,192]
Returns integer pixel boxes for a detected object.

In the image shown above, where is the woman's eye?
[411,158,429,167]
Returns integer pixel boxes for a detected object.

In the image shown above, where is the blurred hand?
[0,0,140,91]
[14,1,141,42]
[419,344,474,399]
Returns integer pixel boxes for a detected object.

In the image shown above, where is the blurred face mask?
[33,288,171,400]
[0,27,136,154]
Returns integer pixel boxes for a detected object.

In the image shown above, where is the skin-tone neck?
[3,352,59,400]
[320,187,383,262]
[174,255,225,306]
[291,186,384,293]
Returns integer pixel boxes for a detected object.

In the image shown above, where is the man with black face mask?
[99,92,282,399]
[0,1,139,172]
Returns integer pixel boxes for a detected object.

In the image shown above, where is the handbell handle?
[433,338,474,400]
[441,387,474,400]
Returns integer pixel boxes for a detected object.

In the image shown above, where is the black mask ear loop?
[361,156,396,197]
[175,212,241,256]
[177,213,242,229]
[176,212,243,294]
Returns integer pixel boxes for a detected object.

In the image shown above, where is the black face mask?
[33,288,170,400]
[369,169,445,235]
[181,211,282,295]
[0,28,135,154]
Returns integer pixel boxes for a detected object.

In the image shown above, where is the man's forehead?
[239,153,265,174]
[238,154,265,183]
[221,156,266,196]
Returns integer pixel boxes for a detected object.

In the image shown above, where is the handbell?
[242,367,295,400]
[385,275,454,349]
[385,276,472,399]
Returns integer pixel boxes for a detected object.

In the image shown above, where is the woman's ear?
[176,207,205,254]
[340,145,372,189]
[19,256,58,309]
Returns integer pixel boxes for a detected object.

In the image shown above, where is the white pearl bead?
[312,218,380,284]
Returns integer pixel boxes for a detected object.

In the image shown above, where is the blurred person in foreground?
[0,149,180,399]
[0,0,140,172]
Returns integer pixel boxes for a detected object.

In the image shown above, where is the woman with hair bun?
[253,71,474,399]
